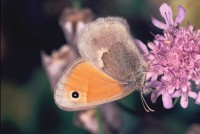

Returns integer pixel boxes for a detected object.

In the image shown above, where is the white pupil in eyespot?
[72,91,79,98]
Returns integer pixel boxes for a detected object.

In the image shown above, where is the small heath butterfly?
[54,17,148,111]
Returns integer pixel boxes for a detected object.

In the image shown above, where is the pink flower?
[151,3,185,32]
[196,91,200,105]
[138,3,200,109]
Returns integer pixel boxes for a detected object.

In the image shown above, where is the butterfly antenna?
[149,31,156,37]
[140,92,155,112]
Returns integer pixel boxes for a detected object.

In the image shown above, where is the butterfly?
[54,17,149,111]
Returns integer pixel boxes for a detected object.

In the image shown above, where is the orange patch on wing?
[66,60,123,102]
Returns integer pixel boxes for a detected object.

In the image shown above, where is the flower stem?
[72,0,82,10]
[173,97,180,106]
[95,108,104,134]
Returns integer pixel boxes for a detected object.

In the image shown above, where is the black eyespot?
[72,91,79,98]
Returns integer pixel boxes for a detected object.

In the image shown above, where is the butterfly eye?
[72,91,79,98]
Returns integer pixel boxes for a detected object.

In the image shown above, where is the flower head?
[139,3,200,109]
[41,45,78,88]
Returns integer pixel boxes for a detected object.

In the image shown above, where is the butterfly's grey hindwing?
[101,41,146,90]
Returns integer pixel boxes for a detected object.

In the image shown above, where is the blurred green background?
[1,0,200,134]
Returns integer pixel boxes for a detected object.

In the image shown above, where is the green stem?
[72,0,82,10]
[173,97,180,106]
[95,108,104,134]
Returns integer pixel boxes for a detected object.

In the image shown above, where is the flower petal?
[147,42,156,50]
[41,51,51,64]
[172,90,181,98]
[64,22,73,34]
[162,92,173,109]
[134,39,149,54]
[146,72,153,80]
[182,86,187,92]
[168,87,175,94]
[151,16,169,30]
[151,73,158,81]
[188,91,197,99]
[196,92,200,105]
[76,21,85,35]
[146,81,161,89]
[147,54,155,60]
[175,6,186,26]
[151,91,161,103]
[180,93,188,108]
[159,3,174,25]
